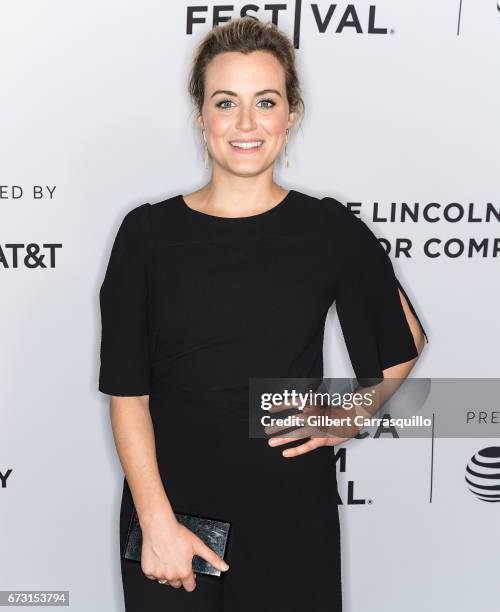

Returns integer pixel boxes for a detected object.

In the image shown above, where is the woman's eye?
[216,99,234,109]
[257,99,276,109]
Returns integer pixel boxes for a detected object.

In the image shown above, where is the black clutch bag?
[123,506,231,577]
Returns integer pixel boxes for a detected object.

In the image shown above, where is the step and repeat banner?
[1,1,499,611]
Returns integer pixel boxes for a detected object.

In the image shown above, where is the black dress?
[98,189,428,612]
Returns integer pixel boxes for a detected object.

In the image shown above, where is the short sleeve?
[98,203,152,396]
[324,197,429,386]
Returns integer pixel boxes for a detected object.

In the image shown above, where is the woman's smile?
[228,139,264,153]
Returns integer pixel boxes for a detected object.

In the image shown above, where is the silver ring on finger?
[157,579,169,585]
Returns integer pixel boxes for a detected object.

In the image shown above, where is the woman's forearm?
[109,395,177,529]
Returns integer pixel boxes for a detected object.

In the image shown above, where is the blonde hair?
[188,16,305,127]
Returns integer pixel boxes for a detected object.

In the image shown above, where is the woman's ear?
[195,110,204,130]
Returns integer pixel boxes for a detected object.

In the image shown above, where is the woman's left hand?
[264,400,363,457]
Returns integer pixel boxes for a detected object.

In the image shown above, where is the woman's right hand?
[139,511,230,591]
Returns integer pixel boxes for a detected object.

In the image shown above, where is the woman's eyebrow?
[210,89,282,98]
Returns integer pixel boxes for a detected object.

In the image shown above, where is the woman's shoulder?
[120,194,183,229]
[294,189,362,231]
[295,189,349,215]
[108,201,151,247]
[319,193,375,238]
[319,193,356,224]
[307,192,386,262]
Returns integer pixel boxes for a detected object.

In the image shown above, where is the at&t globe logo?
[465,446,500,502]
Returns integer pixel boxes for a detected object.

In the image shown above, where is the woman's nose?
[235,107,257,130]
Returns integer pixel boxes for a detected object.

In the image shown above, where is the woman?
[98,16,428,612]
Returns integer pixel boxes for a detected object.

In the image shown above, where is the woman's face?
[197,50,295,175]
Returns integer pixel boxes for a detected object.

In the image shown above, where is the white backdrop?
[1,1,499,610]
